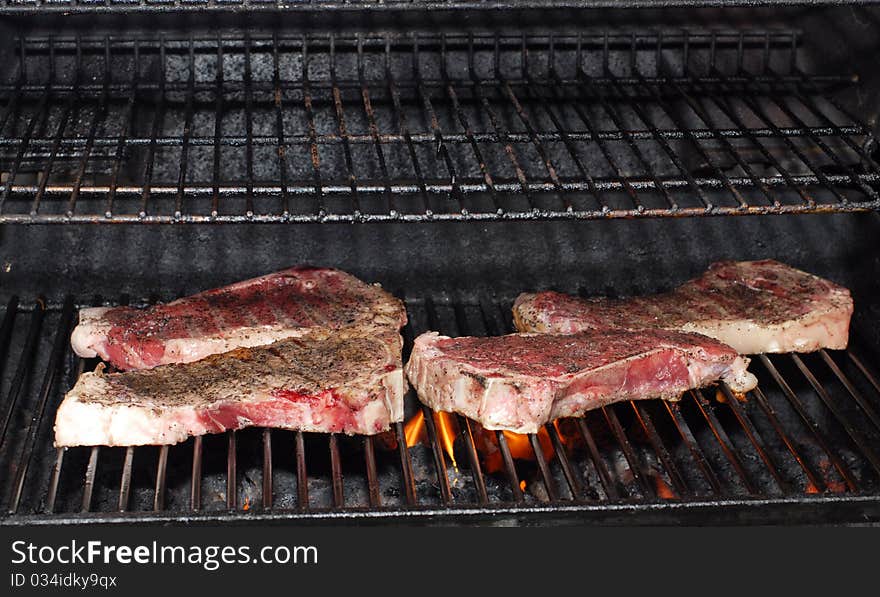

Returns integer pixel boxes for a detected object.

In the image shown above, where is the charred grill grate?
[1,294,880,525]
[0,30,877,223]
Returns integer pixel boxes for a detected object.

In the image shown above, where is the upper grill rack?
[1,0,873,13]
[0,30,877,223]
[2,294,880,524]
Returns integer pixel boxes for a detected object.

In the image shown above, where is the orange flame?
[435,411,460,469]
[654,476,676,500]
[403,411,562,474]
[404,411,426,447]
[519,480,527,492]
[242,496,250,511]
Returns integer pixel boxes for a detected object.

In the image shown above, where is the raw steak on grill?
[70,266,406,370]
[405,329,756,434]
[55,329,405,446]
[513,260,852,354]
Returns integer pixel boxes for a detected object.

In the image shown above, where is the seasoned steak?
[71,266,407,370]
[405,330,756,434]
[55,329,405,446]
[513,260,853,354]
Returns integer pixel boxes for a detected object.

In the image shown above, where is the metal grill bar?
[118,447,133,511]
[546,423,585,500]
[529,433,559,502]
[631,403,688,497]
[394,422,417,506]
[295,431,308,510]
[495,431,525,503]
[154,445,169,511]
[691,390,757,494]
[227,430,237,509]
[719,383,789,493]
[263,429,273,509]
[190,437,202,511]
[665,402,724,494]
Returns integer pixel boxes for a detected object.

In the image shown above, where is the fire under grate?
[2,294,880,525]
[0,30,877,223]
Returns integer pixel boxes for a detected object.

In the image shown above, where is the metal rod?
[104,40,139,218]
[602,406,655,497]
[262,428,273,509]
[495,431,524,504]
[664,401,723,494]
[45,448,65,514]
[211,35,224,218]
[719,383,790,493]
[7,298,74,514]
[301,36,326,218]
[575,418,619,499]
[0,300,45,448]
[328,35,362,217]
[329,433,344,508]
[80,446,99,512]
[631,402,688,497]
[271,31,290,218]
[546,423,585,500]
[690,390,758,495]
[759,354,858,491]
[848,350,880,403]
[226,430,237,509]
[190,436,202,511]
[364,435,381,508]
[139,36,167,218]
[750,385,825,493]
[357,34,395,217]
[295,431,309,510]
[422,404,453,504]
[243,32,255,217]
[456,414,489,505]
[394,421,417,506]
[529,433,559,502]
[174,38,196,219]
[153,445,169,511]
[384,36,431,215]
[118,448,133,512]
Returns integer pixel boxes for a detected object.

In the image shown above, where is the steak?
[513,260,853,354]
[405,330,756,433]
[55,329,405,446]
[71,266,406,370]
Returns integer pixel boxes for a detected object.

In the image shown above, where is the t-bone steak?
[405,329,757,433]
[55,329,405,446]
[513,260,852,354]
[70,266,407,370]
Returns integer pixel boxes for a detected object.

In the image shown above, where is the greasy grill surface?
[0,30,876,223]
[1,294,879,525]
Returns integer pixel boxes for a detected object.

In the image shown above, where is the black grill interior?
[1,5,880,525]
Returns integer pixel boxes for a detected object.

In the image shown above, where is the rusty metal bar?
[364,435,381,507]
[190,436,202,511]
[295,431,309,510]
[495,431,525,503]
[529,432,559,502]
[262,428,273,509]
[153,445,169,511]
[329,433,344,508]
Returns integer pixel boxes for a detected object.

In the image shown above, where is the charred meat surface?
[405,330,756,434]
[71,266,407,370]
[513,260,853,354]
[55,329,406,446]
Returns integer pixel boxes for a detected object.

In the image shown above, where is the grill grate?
[0,30,876,223]
[1,295,880,524]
